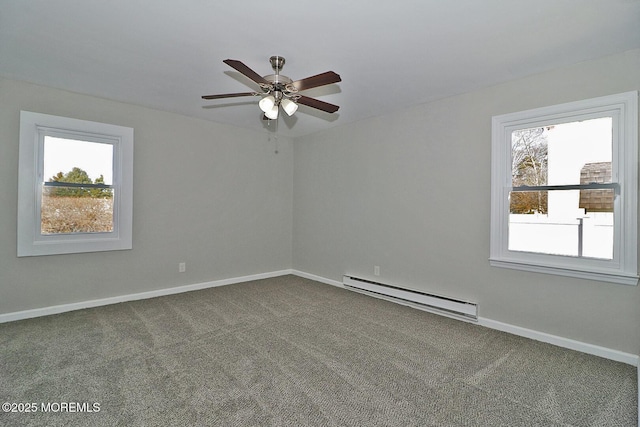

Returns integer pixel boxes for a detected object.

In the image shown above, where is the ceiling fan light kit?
[263,103,279,120]
[202,56,341,121]
[280,98,298,116]
[259,95,276,114]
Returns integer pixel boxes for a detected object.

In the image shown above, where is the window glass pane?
[43,136,113,185]
[41,185,114,234]
[511,127,549,188]
[509,189,613,260]
[41,136,114,235]
[509,118,614,259]
[511,117,612,188]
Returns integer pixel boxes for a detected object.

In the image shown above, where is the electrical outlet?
[178,262,186,273]
[374,265,380,276]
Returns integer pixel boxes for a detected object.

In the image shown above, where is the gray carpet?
[0,275,637,426]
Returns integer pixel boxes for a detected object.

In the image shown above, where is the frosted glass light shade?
[259,95,276,113]
[281,98,298,116]
[264,105,279,120]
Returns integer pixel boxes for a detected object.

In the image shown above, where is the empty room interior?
[1,1,639,426]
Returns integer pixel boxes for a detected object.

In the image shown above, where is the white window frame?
[17,111,133,256]
[490,92,638,285]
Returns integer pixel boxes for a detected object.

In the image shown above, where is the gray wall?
[0,78,293,314]
[2,50,639,357]
[292,49,640,355]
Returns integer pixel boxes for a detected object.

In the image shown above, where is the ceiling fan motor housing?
[263,74,296,95]
[263,56,297,96]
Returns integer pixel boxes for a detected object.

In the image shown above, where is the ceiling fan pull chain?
[274,118,279,154]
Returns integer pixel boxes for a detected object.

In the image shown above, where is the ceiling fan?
[202,56,341,120]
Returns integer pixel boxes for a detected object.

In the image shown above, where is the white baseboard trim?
[0,269,293,324]
[478,318,639,367]
[292,270,640,367]
[291,270,343,287]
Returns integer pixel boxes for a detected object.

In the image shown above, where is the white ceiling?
[1,0,639,138]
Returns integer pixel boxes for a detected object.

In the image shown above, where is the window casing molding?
[490,92,638,285]
[18,111,134,256]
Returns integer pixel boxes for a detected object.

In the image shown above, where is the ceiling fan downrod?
[270,55,285,74]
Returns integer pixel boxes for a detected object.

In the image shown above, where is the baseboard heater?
[343,275,478,321]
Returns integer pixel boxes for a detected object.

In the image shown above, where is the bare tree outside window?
[510,127,548,214]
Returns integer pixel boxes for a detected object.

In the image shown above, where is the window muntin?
[18,111,133,256]
[490,92,638,285]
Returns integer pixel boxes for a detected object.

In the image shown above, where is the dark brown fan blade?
[202,92,257,100]
[291,71,341,91]
[223,59,269,86]
[296,95,340,113]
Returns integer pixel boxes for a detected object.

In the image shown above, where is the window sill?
[490,258,639,286]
